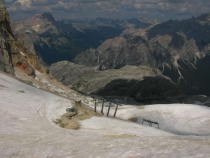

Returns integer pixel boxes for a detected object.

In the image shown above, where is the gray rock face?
[50,61,183,102]
[0,2,47,76]
[0,2,6,22]
[73,14,210,96]
[0,1,14,74]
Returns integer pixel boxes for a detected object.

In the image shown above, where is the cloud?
[2,0,210,21]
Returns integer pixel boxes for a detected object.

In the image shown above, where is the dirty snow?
[1,72,210,157]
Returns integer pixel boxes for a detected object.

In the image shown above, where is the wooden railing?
[93,98,122,117]
[142,119,159,129]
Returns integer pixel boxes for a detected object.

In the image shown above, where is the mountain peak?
[41,12,55,22]
[33,12,55,22]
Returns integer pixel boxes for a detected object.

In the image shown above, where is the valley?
[14,10,210,98]
[14,13,151,65]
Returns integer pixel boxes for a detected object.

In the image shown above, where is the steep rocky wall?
[0,1,48,75]
[0,2,14,74]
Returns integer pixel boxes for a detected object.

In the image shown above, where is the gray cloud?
[2,0,210,21]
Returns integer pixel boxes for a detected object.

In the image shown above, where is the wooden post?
[107,102,111,117]
[113,104,119,117]
[149,122,152,126]
[101,100,104,114]
[94,98,97,112]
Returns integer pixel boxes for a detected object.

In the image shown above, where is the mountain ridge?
[50,61,184,103]
[14,13,153,65]
[73,13,210,96]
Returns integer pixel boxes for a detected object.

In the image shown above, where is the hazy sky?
[2,0,210,21]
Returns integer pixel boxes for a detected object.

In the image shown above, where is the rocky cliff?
[50,61,183,102]
[73,14,210,96]
[0,1,14,74]
[0,1,47,76]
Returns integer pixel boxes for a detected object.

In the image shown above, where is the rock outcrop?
[0,1,47,76]
[73,14,210,96]
[0,2,14,74]
[50,61,183,102]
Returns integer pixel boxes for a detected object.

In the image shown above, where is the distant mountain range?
[12,11,210,98]
[14,13,152,65]
[73,14,210,96]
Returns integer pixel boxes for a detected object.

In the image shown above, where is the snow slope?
[1,72,210,158]
[115,104,210,136]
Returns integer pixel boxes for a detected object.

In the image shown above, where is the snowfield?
[116,104,210,136]
[1,72,210,158]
